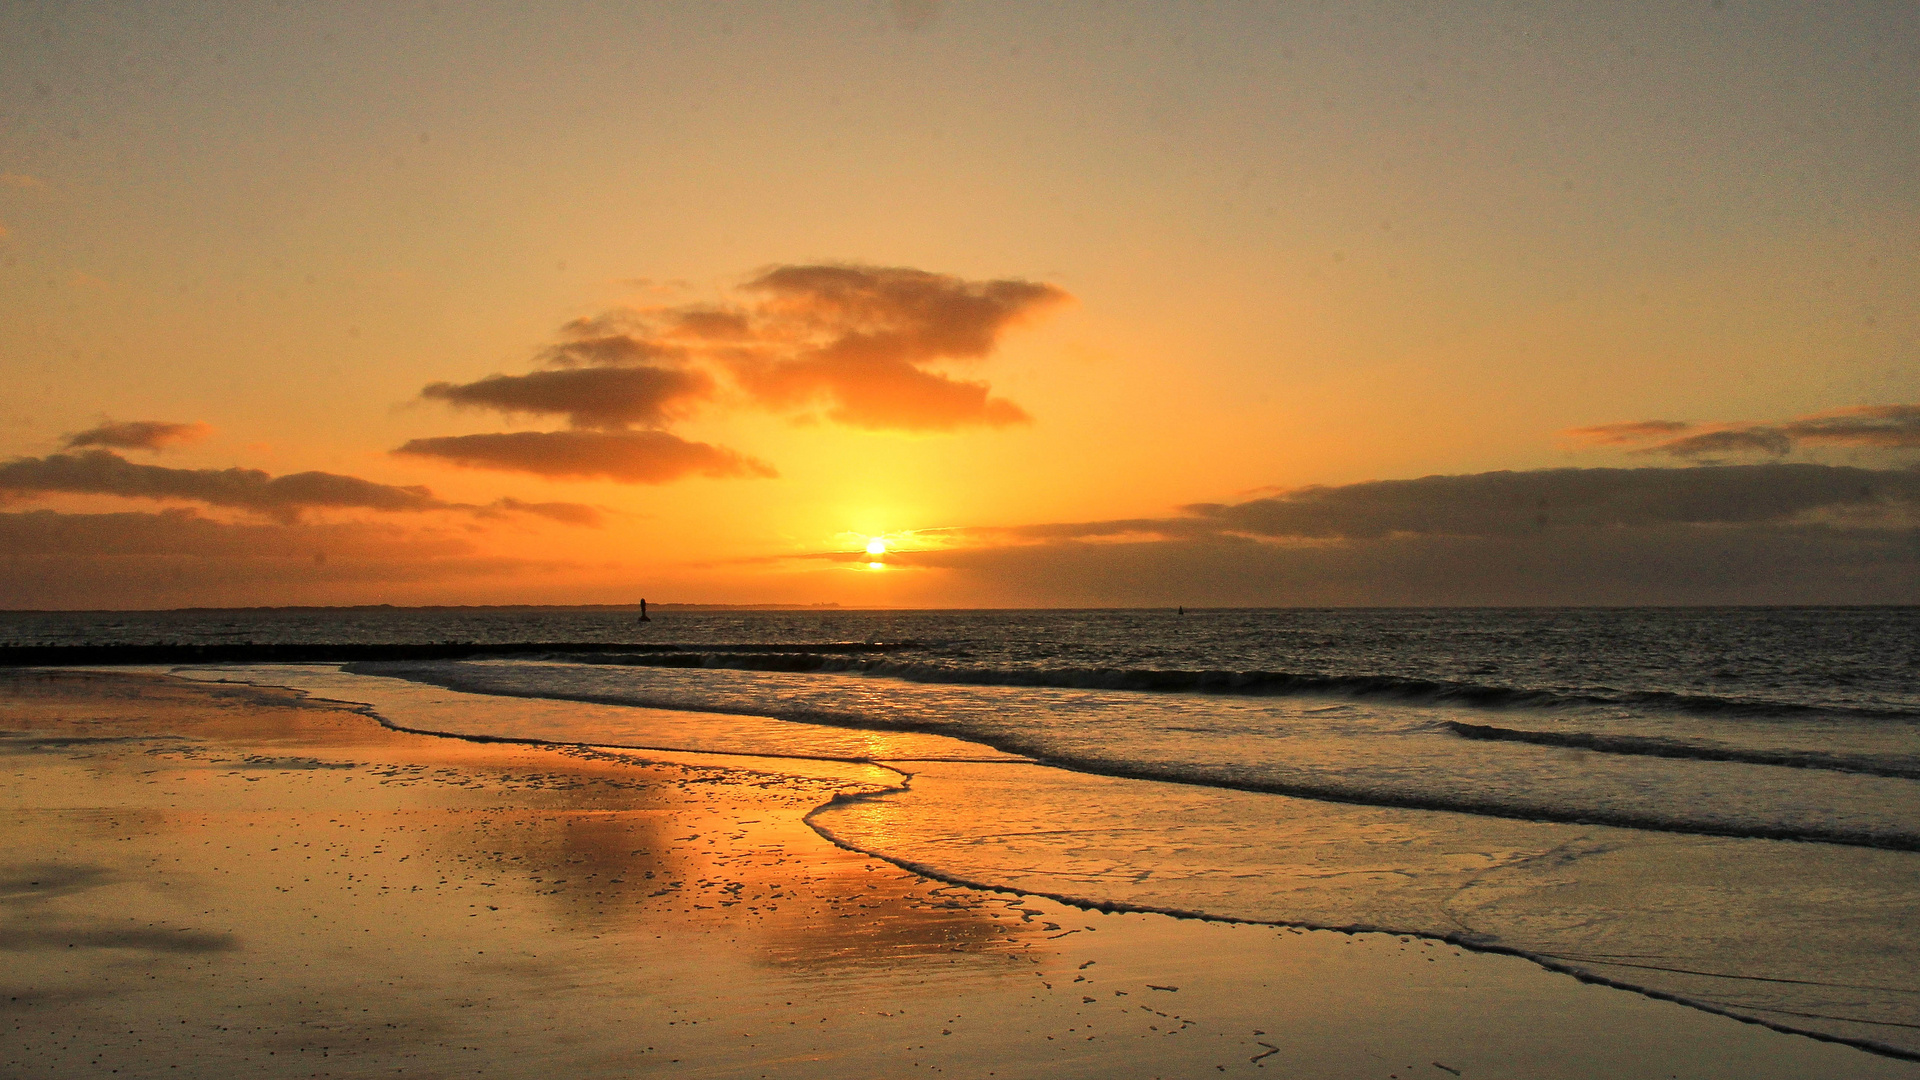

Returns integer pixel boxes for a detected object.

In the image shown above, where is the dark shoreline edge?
[0,642,909,666]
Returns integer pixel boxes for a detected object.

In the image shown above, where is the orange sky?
[2,3,1916,608]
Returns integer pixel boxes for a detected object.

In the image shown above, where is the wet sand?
[2,670,1913,1079]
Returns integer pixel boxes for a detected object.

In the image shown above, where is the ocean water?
[7,606,1918,1059]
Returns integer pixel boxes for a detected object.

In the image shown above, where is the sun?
[865,537,887,556]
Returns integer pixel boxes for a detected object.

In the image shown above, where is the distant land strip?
[0,641,905,666]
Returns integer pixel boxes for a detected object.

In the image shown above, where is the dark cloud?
[0,449,601,527]
[1180,464,1916,539]
[745,264,1066,365]
[0,508,464,560]
[415,263,1067,445]
[1563,420,1691,445]
[538,333,686,368]
[63,420,212,452]
[405,264,1059,484]
[0,449,445,522]
[1569,403,1920,460]
[1641,428,1793,460]
[420,367,715,430]
[903,524,1919,607]
[665,308,753,341]
[393,431,777,484]
[0,509,553,608]
[1782,404,1920,449]
[882,464,1920,606]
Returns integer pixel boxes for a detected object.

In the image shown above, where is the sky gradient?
[3,1,1916,607]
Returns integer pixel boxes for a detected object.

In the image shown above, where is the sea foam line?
[1445,721,1920,780]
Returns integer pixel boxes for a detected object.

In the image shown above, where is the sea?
[5,606,1917,1059]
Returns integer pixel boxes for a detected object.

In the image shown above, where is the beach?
[6,0,1912,1069]
[3,668,1912,1079]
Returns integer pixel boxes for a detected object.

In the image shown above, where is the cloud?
[725,264,1061,430]
[0,173,44,189]
[0,449,444,521]
[1642,428,1793,459]
[0,449,601,526]
[904,522,1919,607]
[951,464,1918,544]
[393,430,777,483]
[0,508,466,560]
[1782,404,1920,449]
[420,366,715,430]
[479,497,606,527]
[0,509,555,608]
[742,350,1030,430]
[415,263,1067,442]
[1187,464,1915,537]
[863,464,1920,606]
[1567,403,1920,460]
[1563,420,1691,445]
[539,332,688,368]
[63,419,213,452]
[745,265,1065,365]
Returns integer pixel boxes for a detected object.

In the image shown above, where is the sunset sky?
[3,2,1916,608]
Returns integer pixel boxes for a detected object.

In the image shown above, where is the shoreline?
[4,669,1914,1078]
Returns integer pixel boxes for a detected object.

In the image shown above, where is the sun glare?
[866,537,887,555]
